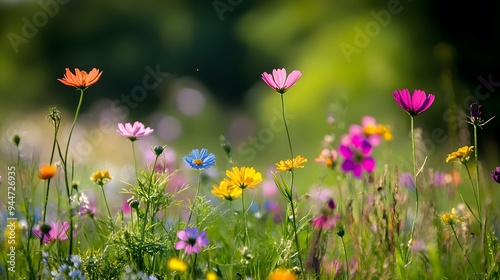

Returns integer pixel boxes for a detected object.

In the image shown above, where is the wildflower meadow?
[2,67,500,280]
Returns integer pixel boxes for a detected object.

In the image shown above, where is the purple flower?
[338,134,375,178]
[393,89,435,116]
[175,227,209,254]
[491,167,500,184]
[116,121,154,141]
[469,102,482,124]
[261,68,302,94]
[433,171,447,187]
[32,221,70,244]
[399,173,415,188]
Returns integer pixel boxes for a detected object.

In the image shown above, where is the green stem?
[451,225,481,280]
[341,236,349,279]
[473,125,482,221]
[241,190,250,247]
[279,94,303,272]
[63,88,85,258]
[406,116,418,264]
[131,141,138,178]
[463,162,482,227]
[187,170,202,225]
[101,186,112,219]
[42,121,60,227]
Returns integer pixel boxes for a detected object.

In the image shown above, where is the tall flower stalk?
[57,67,102,258]
[262,68,304,271]
[392,88,435,264]
[183,148,216,225]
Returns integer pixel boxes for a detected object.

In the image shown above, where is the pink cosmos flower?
[392,89,435,116]
[32,221,70,244]
[261,68,302,94]
[116,121,154,141]
[175,227,209,254]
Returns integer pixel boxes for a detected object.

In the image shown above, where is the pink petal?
[352,165,362,178]
[284,70,302,89]
[272,68,287,88]
[175,241,187,250]
[415,93,434,114]
[362,157,375,172]
[411,90,427,113]
[339,145,353,159]
[362,116,376,127]
[261,72,278,89]
[177,230,187,240]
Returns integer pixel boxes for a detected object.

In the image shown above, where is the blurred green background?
[1,0,499,188]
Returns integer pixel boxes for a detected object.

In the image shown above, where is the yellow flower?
[211,179,242,201]
[206,271,218,280]
[268,268,297,280]
[275,155,307,172]
[167,257,187,272]
[225,167,262,190]
[38,164,57,180]
[440,208,466,226]
[363,124,393,141]
[445,146,474,163]
[90,170,112,186]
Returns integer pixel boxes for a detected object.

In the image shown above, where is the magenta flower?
[392,89,435,116]
[116,121,154,141]
[491,167,500,184]
[339,134,375,178]
[32,221,70,244]
[261,68,302,94]
[175,227,209,254]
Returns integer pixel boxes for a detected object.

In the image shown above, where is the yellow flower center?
[193,159,203,165]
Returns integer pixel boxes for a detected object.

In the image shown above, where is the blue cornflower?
[183,148,216,170]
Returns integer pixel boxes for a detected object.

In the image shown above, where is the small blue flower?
[183,148,216,170]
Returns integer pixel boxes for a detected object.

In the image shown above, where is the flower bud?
[153,145,165,156]
[12,134,21,147]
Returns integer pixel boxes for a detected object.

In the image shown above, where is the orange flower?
[38,164,57,180]
[57,68,102,89]
[268,268,297,280]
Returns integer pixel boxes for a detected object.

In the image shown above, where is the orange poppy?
[57,68,102,89]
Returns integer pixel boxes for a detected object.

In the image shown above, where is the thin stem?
[341,236,350,279]
[280,94,303,272]
[63,88,85,258]
[100,186,112,219]
[473,125,482,221]
[451,225,481,280]
[187,170,202,225]
[241,190,250,247]
[131,141,138,179]
[406,116,418,264]
[42,120,60,227]
[463,163,482,227]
